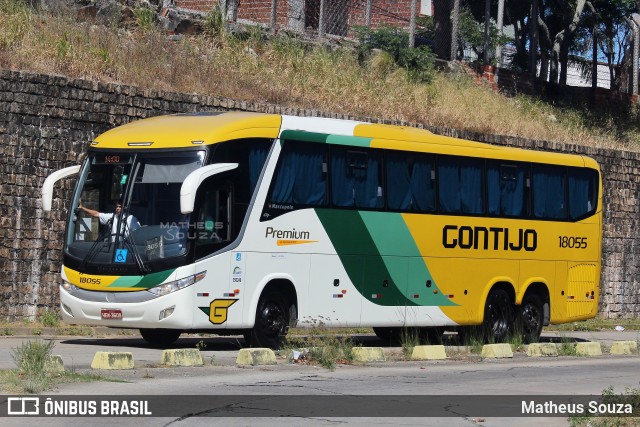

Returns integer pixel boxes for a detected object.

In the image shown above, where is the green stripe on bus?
[279,130,372,148]
[109,269,175,289]
[280,130,330,144]
[326,134,372,147]
[315,209,413,307]
[359,211,456,307]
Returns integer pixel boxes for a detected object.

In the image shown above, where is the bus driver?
[77,200,140,239]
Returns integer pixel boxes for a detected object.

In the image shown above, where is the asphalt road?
[0,329,639,427]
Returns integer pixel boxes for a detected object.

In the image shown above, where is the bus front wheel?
[244,289,289,349]
[482,288,514,343]
[139,328,182,348]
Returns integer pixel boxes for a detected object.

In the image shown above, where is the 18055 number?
[558,236,588,249]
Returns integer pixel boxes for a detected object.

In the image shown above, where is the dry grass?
[1,0,639,150]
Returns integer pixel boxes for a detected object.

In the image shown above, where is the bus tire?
[244,289,289,349]
[517,293,544,344]
[139,328,182,348]
[482,288,514,343]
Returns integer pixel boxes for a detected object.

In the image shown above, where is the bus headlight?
[62,281,77,292]
[147,271,206,297]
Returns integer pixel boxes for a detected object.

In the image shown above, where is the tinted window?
[532,165,566,219]
[487,162,527,217]
[331,147,382,208]
[270,141,328,206]
[569,168,598,220]
[438,156,483,214]
[386,151,435,212]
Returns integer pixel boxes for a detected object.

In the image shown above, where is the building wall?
[1,69,638,320]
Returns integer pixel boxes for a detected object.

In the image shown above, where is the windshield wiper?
[81,217,116,269]
[117,219,149,274]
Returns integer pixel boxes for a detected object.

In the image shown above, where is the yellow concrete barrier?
[91,351,134,370]
[236,348,277,366]
[609,341,638,355]
[575,342,602,356]
[352,347,385,362]
[526,343,558,357]
[161,349,204,366]
[410,345,447,360]
[481,343,513,358]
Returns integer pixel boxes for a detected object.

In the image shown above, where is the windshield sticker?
[114,249,128,263]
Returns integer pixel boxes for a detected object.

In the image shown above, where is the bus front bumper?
[59,284,194,329]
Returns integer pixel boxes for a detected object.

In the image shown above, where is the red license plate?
[101,309,122,320]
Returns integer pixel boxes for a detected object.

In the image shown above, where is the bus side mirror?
[41,165,81,211]
[180,163,239,214]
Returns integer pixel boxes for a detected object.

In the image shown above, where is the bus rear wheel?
[139,328,182,348]
[517,294,544,344]
[244,289,289,349]
[482,288,515,343]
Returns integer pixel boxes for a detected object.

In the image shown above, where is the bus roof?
[91,112,597,170]
[91,112,282,149]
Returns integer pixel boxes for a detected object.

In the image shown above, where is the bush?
[41,309,60,327]
[354,24,435,83]
[10,339,56,393]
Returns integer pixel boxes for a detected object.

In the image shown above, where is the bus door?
[194,180,244,327]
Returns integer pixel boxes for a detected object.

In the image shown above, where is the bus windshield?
[65,150,206,269]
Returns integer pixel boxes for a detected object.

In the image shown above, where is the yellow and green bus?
[42,112,602,347]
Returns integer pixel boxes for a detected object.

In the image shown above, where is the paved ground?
[0,328,638,370]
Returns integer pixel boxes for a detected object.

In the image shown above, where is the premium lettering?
[265,227,310,240]
[443,225,537,251]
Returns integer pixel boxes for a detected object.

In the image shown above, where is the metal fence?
[219,0,415,38]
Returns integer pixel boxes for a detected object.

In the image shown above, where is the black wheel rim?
[259,301,286,339]
[521,301,541,335]
[487,292,511,340]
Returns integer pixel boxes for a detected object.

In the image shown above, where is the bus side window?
[532,165,567,219]
[438,156,483,214]
[487,162,526,217]
[270,141,328,206]
[386,151,435,212]
[569,168,598,220]
[332,147,382,209]
[195,183,233,258]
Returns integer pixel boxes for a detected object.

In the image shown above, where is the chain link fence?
[215,0,418,39]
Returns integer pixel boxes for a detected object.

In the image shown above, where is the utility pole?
[496,0,505,67]
[632,13,640,95]
[483,0,491,64]
[270,0,278,33]
[365,0,372,27]
[409,0,417,48]
[451,0,461,61]
[529,0,539,77]
[318,0,325,37]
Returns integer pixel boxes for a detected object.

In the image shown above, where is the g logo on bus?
[209,299,237,325]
